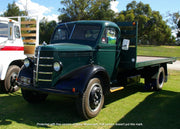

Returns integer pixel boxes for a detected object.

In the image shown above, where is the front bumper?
[18,82,79,97]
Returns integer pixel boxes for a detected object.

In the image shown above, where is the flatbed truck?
[17,20,175,119]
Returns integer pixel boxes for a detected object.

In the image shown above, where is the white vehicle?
[0,16,39,93]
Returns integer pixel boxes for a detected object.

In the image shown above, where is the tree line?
[1,1,180,45]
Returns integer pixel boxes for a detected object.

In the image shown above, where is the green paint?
[34,20,175,88]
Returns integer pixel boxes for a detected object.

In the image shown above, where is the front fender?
[55,65,110,95]
[17,65,33,85]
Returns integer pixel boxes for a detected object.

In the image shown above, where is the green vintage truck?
[17,20,175,119]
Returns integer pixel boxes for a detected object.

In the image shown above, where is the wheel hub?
[10,72,17,87]
[89,84,102,111]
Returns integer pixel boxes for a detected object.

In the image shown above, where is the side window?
[102,27,117,45]
[14,26,20,38]
[0,23,8,37]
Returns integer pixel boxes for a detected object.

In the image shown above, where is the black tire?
[76,77,104,119]
[21,89,48,103]
[145,77,154,91]
[154,67,165,91]
[3,65,20,93]
[0,81,4,93]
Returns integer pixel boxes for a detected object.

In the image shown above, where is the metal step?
[110,86,124,93]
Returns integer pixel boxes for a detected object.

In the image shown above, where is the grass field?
[0,70,180,129]
[137,45,180,60]
[0,45,179,129]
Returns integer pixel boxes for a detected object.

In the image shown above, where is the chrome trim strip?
[36,47,41,83]
[38,79,52,82]
[39,57,54,59]
[38,72,52,74]
[39,64,52,67]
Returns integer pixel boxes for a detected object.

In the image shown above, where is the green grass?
[137,45,180,60]
[0,70,180,129]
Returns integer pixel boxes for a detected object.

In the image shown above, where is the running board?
[110,86,124,93]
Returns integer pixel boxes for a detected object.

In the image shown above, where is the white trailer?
[0,16,39,93]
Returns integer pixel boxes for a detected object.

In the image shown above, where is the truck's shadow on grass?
[104,83,145,105]
[0,84,179,128]
[0,84,144,127]
[0,91,81,128]
[109,87,180,129]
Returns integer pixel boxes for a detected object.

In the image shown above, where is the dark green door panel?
[96,44,116,80]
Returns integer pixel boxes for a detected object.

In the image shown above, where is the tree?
[124,10,135,21]
[115,12,125,22]
[58,0,90,22]
[115,1,173,45]
[39,18,57,44]
[2,2,27,16]
[168,12,180,29]
[58,0,115,22]
[167,12,180,39]
[177,20,180,37]
[88,0,115,21]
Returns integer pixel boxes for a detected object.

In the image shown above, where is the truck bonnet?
[34,43,93,88]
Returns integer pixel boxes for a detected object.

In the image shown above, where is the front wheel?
[76,77,104,119]
[21,89,48,103]
[3,65,20,93]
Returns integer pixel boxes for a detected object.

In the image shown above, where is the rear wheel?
[145,67,165,91]
[76,77,104,119]
[154,67,165,91]
[3,65,20,93]
[21,89,48,103]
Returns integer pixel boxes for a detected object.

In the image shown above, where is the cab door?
[13,24,23,46]
[8,22,22,46]
[96,27,120,81]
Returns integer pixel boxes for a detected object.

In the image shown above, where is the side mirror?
[122,39,130,50]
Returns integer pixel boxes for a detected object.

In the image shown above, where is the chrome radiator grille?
[33,47,54,88]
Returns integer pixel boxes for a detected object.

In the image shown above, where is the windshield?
[0,23,8,38]
[52,23,74,41]
[51,23,101,46]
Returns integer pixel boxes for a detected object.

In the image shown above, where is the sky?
[0,0,179,22]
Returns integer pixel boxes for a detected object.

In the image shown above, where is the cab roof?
[58,20,119,28]
[0,17,18,24]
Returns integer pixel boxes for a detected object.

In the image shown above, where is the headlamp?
[53,61,63,72]
[24,58,30,68]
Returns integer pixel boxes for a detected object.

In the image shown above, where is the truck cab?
[0,17,25,92]
[0,16,39,93]
[17,20,175,119]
